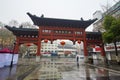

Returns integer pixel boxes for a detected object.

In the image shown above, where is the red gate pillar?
[36,27,42,61]
[14,37,19,54]
[101,43,106,56]
[83,31,88,62]
[36,40,41,56]
[100,43,106,64]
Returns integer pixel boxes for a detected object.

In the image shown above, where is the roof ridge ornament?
[80,17,84,21]
[41,14,44,18]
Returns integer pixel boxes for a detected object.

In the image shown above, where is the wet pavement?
[0,58,120,80]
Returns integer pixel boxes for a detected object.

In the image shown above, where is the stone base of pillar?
[84,56,88,63]
[116,56,119,62]
[36,56,40,62]
[116,56,120,65]
[101,56,106,61]
[101,56,107,65]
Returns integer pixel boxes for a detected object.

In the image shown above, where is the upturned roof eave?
[5,25,38,36]
[27,12,97,29]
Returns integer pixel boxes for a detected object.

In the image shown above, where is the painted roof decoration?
[5,26,102,40]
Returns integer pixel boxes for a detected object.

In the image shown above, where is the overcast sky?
[0,0,116,31]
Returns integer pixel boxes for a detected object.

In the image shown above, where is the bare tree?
[113,0,120,3]
[101,0,119,13]
[0,28,15,49]
[8,20,19,27]
[100,0,112,13]
[20,22,37,28]
[0,21,5,29]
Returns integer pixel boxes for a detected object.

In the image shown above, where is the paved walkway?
[90,59,120,72]
[0,58,120,80]
[23,58,120,80]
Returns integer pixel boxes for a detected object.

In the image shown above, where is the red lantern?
[60,41,65,46]
[44,39,48,43]
[26,43,31,47]
[77,40,81,44]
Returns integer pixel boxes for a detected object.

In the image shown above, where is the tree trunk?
[113,41,120,64]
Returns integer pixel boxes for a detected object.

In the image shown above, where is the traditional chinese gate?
[5,12,105,61]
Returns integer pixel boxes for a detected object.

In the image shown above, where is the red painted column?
[100,43,107,64]
[100,43,106,56]
[83,30,88,62]
[14,37,19,53]
[83,31,88,56]
[50,27,53,44]
[36,27,42,56]
[37,40,41,56]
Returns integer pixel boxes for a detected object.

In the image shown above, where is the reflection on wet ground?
[0,65,17,80]
[0,58,120,80]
